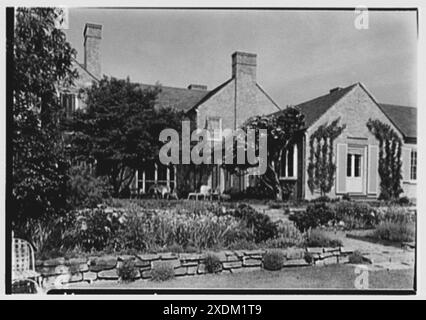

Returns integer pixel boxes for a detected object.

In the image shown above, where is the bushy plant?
[348,250,366,264]
[373,221,415,243]
[230,204,278,242]
[62,207,127,252]
[266,221,305,248]
[229,185,276,201]
[204,253,222,273]
[151,262,175,281]
[67,165,112,209]
[304,229,342,248]
[334,201,377,230]
[263,250,285,271]
[304,252,314,264]
[226,239,260,251]
[377,206,415,224]
[117,259,138,282]
[289,203,335,232]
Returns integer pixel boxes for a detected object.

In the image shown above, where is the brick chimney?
[232,51,257,82]
[84,23,102,80]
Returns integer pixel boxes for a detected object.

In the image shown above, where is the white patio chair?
[12,236,42,294]
[188,185,212,200]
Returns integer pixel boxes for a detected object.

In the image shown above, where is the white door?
[346,149,363,193]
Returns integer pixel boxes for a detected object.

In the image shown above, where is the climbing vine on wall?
[366,119,403,200]
[307,118,346,196]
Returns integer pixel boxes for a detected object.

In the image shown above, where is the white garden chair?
[12,236,42,294]
[188,185,212,200]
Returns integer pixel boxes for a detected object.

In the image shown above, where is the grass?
[69,264,414,290]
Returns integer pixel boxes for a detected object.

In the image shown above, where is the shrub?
[395,196,410,206]
[342,193,351,201]
[117,259,138,282]
[304,252,314,264]
[348,250,365,264]
[204,253,222,273]
[268,221,305,248]
[373,221,415,243]
[151,261,175,281]
[229,185,275,201]
[304,229,342,248]
[289,203,335,232]
[377,206,415,224]
[67,165,112,209]
[334,201,377,230]
[311,196,331,203]
[230,204,278,242]
[263,250,285,271]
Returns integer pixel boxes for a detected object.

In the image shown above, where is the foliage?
[334,201,377,230]
[263,250,285,271]
[265,221,305,248]
[289,203,335,232]
[348,251,366,264]
[376,206,415,224]
[222,107,305,200]
[117,259,138,282]
[204,253,222,273]
[372,221,415,243]
[67,165,112,209]
[67,76,184,196]
[62,207,127,252]
[366,119,403,200]
[307,118,346,196]
[304,252,314,264]
[228,204,278,242]
[304,229,342,248]
[12,7,76,227]
[151,262,175,281]
[229,185,276,201]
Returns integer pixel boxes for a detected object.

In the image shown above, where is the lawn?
[69,264,414,290]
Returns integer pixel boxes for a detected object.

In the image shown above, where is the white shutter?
[401,147,411,181]
[336,143,347,194]
[367,145,379,194]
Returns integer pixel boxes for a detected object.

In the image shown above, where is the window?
[280,144,297,178]
[206,117,222,141]
[61,93,76,118]
[410,149,417,180]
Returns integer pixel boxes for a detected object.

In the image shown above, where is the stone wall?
[36,247,355,288]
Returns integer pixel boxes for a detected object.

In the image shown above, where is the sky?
[64,8,418,107]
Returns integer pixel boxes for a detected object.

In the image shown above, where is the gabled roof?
[272,83,358,127]
[72,58,100,83]
[379,103,417,139]
[139,83,211,112]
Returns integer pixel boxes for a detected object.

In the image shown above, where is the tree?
[222,107,305,200]
[307,118,346,196]
[68,77,184,196]
[12,8,77,230]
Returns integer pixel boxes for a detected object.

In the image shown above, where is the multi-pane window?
[206,117,222,141]
[410,149,417,181]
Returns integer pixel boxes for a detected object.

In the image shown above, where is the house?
[64,23,417,200]
[59,23,102,117]
[133,51,281,195]
[274,83,417,200]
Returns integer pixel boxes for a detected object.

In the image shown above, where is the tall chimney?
[84,23,102,80]
[232,51,257,82]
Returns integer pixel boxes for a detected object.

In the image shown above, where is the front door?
[346,148,364,193]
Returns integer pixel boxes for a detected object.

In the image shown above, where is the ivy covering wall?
[307,119,346,196]
[366,119,403,200]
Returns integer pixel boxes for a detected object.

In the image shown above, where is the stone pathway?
[324,230,415,271]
